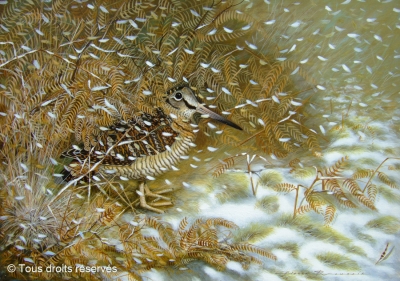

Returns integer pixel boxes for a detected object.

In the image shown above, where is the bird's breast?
[99,132,196,179]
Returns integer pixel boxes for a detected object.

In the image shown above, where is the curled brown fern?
[273,183,297,193]
[324,156,348,177]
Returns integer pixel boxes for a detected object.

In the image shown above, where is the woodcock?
[62,84,242,213]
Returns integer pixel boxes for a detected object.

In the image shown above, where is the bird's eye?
[174,92,183,101]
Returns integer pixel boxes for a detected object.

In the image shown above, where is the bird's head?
[164,85,242,130]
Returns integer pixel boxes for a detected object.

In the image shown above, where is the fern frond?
[212,156,236,177]
[296,204,312,215]
[366,184,377,203]
[352,169,374,179]
[231,244,277,261]
[305,193,325,214]
[343,179,376,210]
[178,217,189,236]
[355,194,376,210]
[377,172,397,189]
[343,179,363,196]
[324,205,336,225]
[205,218,238,229]
[325,179,356,208]
[273,183,297,193]
[324,156,348,177]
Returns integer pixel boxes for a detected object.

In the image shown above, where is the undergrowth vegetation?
[0,0,399,280]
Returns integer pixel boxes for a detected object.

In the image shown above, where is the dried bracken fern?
[366,184,378,203]
[273,183,297,193]
[120,216,275,273]
[1,0,293,279]
[4,0,398,280]
[296,204,313,215]
[271,156,400,224]
[324,156,348,177]
[1,0,320,183]
[324,205,336,226]
[212,156,237,177]
[325,179,356,209]
[377,172,397,189]
[0,187,276,280]
[352,169,375,180]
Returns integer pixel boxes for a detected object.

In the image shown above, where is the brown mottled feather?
[61,108,178,180]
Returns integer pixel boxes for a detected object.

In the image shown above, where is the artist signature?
[273,270,364,276]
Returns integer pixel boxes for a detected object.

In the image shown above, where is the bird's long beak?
[196,104,242,130]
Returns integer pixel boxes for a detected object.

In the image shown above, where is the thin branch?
[362,157,400,193]
[293,185,302,219]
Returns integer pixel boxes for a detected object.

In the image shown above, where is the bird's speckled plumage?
[1,0,399,280]
[62,85,241,181]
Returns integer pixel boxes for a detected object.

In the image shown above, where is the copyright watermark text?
[7,264,117,273]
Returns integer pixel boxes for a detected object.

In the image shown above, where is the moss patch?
[316,252,360,271]
[278,214,365,256]
[291,167,316,179]
[365,215,400,234]
[275,242,300,259]
[233,222,274,243]
[256,195,279,214]
[379,186,400,204]
[259,170,284,189]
